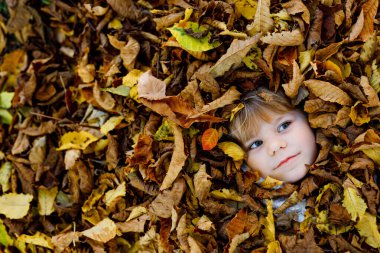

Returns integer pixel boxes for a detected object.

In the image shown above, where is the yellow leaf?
[100,116,124,135]
[57,131,99,151]
[260,176,283,189]
[0,193,33,219]
[108,18,123,29]
[246,0,273,35]
[210,188,242,202]
[355,212,380,248]
[349,101,370,126]
[218,142,246,161]
[230,103,245,121]
[304,79,353,105]
[316,210,353,235]
[38,186,58,216]
[363,148,380,165]
[168,22,221,52]
[82,218,117,243]
[315,183,341,213]
[342,187,367,221]
[17,232,54,249]
[267,240,282,253]
[299,49,314,73]
[104,182,126,207]
[126,206,147,221]
[263,199,275,243]
[160,121,187,191]
[234,0,258,20]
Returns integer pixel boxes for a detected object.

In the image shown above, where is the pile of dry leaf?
[0,0,379,252]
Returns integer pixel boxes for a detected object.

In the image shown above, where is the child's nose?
[267,139,287,156]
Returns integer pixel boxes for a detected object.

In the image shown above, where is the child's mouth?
[275,152,300,169]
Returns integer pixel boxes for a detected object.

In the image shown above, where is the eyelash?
[249,121,292,150]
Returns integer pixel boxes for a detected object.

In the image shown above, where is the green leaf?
[102,85,130,96]
[0,220,13,247]
[0,92,14,109]
[154,119,174,141]
[0,108,13,125]
[168,22,221,52]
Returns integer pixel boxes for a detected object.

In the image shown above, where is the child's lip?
[275,152,300,169]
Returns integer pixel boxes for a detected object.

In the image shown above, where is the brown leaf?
[335,106,351,128]
[116,214,149,233]
[13,161,35,195]
[106,0,143,21]
[304,79,353,105]
[315,42,342,62]
[308,113,336,129]
[128,134,153,165]
[160,121,187,191]
[21,121,56,136]
[194,164,212,204]
[282,0,310,24]
[226,208,259,240]
[282,60,304,98]
[246,0,273,35]
[93,82,116,112]
[359,0,379,41]
[328,203,352,226]
[11,132,30,155]
[51,232,81,253]
[307,8,323,49]
[149,178,186,218]
[154,11,184,31]
[359,76,380,107]
[348,9,364,41]
[121,36,140,71]
[261,29,304,46]
[106,134,119,170]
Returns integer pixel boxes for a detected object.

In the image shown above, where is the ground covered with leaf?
[0,0,380,252]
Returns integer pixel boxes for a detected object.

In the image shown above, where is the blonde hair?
[230,88,294,148]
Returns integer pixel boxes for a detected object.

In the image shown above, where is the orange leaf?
[201,128,219,151]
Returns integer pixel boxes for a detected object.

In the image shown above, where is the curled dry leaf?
[359,0,379,41]
[51,232,81,253]
[121,36,140,71]
[282,0,310,24]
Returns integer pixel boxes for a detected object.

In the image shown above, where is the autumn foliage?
[0,0,380,252]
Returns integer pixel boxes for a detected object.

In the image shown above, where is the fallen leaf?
[121,36,140,71]
[282,0,310,24]
[149,178,186,218]
[194,164,212,203]
[358,0,379,41]
[282,60,304,98]
[261,29,304,46]
[210,188,242,201]
[57,131,99,151]
[304,79,353,105]
[82,218,117,243]
[355,212,380,248]
[17,232,54,250]
[342,185,367,221]
[246,0,273,35]
[0,193,33,219]
[38,186,58,216]
[348,10,364,41]
[104,182,126,207]
[100,116,124,135]
[209,34,261,77]
[160,121,187,190]
[201,128,219,151]
[218,142,245,161]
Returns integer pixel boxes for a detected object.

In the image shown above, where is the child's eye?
[278,121,291,132]
[250,140,263,149]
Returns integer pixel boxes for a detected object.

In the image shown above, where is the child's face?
[244,110,317,183]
